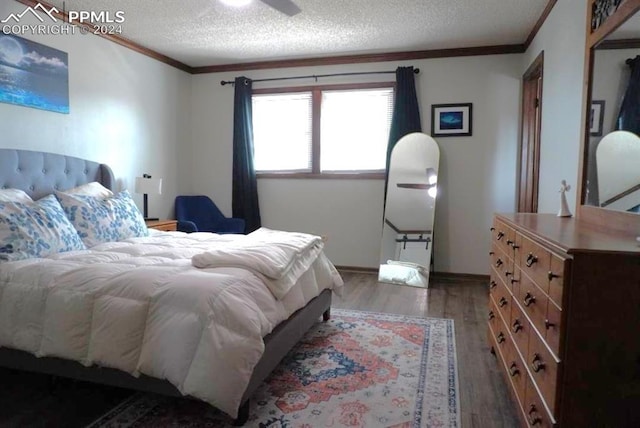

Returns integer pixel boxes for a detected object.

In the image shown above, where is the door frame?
[518,51,544,213]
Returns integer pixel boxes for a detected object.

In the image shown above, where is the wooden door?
[518,53,544,213]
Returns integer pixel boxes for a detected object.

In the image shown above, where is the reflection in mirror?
[379,133,440,288]
[585,11,640,211]
[596,131,640,211]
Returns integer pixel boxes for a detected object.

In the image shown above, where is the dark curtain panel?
[617,55,640,135]
[385,66,422,199]
[232,76,261,233]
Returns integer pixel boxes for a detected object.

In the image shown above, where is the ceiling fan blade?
[259,0,301,16]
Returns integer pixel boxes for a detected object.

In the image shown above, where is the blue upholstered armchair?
[174,195,245,234]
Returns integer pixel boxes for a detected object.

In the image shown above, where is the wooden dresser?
[488,213,640,427]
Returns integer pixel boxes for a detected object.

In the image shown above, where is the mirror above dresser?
[578,0,640,231]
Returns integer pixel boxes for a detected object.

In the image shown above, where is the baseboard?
[335,265,379,274]
[431,272,490,282]
[336,266,489,282]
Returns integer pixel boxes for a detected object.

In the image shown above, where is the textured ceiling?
[45,0,550,67]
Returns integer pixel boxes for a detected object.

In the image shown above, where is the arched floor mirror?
[378,132,440,288]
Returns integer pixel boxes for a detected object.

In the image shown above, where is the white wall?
[523,0,587,213]
[0,2,192,219]
[0,2,528,274]
[189,56,521,273]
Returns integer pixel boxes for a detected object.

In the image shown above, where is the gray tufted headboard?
[0,149,115,200]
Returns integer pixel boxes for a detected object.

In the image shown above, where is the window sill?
[257,172,385,180]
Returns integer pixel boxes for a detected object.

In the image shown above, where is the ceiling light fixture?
[220,0,252,7]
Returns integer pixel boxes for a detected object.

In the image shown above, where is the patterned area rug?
[87,309,459,428]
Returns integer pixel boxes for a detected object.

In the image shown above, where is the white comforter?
[0,229,343,418]
[192,228,325,299]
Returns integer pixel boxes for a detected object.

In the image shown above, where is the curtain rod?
[220,68,420,86]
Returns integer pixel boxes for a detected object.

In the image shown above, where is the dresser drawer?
[491,276,512,325]
[545,300,562,358]
[527,330,560,417]
[548,254,566,307]
[524,379,554,428]
[492,324,510,360]
[510,301,531,360]
[520,235,551,293]
[518,273,549,336]
[503,335,527,408]
[492,219,516,256]
[488,297,499,333]
[490,243,512,281]
[509,266,521,297]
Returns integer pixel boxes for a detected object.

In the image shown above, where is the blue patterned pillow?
[0,195,87,261]
[55,190,148,248]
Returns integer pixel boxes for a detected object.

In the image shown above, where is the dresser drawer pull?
[505,271,512,277]
[547,271,559,281]
[497,231,505,240]
[527,405,542,426]
[511,242,520,249]
[489,280,497,290]
[531,353,546,372]
[523,292,536,307]
[508,362,520,377]
[525,253,538,267]
[495,258,503,267]
[489,251,495,256]
[490,227,496,231]
[512,319,523,333]
[488,311,495,321]
[497,332,505,343]
[510,278,519,285]
[507,239,514,246]
[499,297,508,308]
[544,319,555,330]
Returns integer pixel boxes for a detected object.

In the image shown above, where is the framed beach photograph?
[431,103,473,137]
[590,100,605,137]
[0,34,69,114]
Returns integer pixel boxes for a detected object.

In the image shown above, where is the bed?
[0,149,342,425]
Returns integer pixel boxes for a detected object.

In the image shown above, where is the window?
[252,83,394,177]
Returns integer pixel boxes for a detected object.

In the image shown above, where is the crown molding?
[14,0,194,73]
[191,44,525,74]
[13,0,557,75]
[523,0,558,50]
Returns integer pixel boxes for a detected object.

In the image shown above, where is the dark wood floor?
[0,271,519,427]
[334,271,520,428]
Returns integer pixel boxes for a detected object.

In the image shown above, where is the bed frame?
[0,149,332,426]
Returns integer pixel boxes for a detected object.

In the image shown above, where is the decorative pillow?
[55,190,148,248]
[0,195,87,261]
[0,188,33,203]
[62,182,114,199]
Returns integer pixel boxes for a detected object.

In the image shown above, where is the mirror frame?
[577,0,640,232]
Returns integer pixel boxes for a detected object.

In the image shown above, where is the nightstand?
[145,219,177,231]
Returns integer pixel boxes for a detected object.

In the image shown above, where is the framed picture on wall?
[431,103,473,137]
[590,100,605,137]
[0,34,69,114]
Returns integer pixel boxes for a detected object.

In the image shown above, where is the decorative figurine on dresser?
[487,1,640,427]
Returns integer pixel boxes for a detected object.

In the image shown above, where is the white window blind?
[320,88,394,171]
[252,92,313,172]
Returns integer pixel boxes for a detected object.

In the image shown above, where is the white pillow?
[0,188,33,203]
[0,195,87,261]
[55,190,148,248]
[63,182,113,199]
